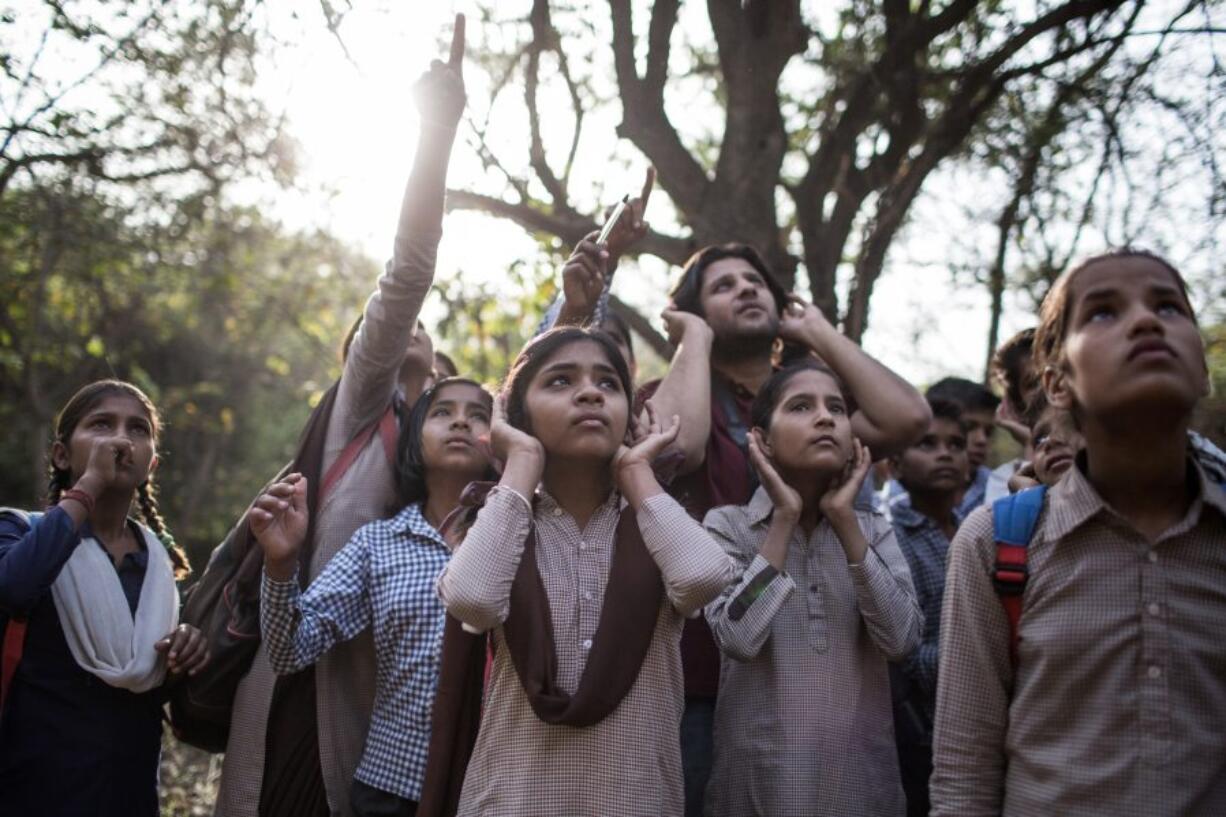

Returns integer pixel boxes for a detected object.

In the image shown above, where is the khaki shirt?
[703,487,922,817]
[931,457,1226,817]
[436,488,735,817]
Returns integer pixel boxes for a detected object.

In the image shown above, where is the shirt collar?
[746,485,776,527]
[890,501,935,531]
[389,502,446,547]
[1045,451,1226,542]
[535,488,622,518]
[746,480,875,527]
[1195,459,1226,518]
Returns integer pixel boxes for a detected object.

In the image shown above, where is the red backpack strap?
[319,404,399,502]
[1,510,43,714]
[1,619,27,713]
[377,404,398,466]
[990,486,1047,667]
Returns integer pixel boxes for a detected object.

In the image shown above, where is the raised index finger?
[639,166,655,206]
[448,13,466,70]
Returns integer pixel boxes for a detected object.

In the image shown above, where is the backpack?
[991,462,1225,666]
[990,486,1046,667]
[167,383,398,752]
[0,509,45,717]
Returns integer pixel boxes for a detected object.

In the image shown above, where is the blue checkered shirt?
[261,503,450,802]
[890,500,956,729]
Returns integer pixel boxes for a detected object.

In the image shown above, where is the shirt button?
[552,507,563,517]
[579,541,587,551]
[581,639,593,650]
[1147,602,1161,617]
[1147,665,1162,680]
[1147,550,1159,563]
[583,591,593,601]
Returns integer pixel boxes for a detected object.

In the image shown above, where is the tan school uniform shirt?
[931,456,1226,817]
[436,488,736,817]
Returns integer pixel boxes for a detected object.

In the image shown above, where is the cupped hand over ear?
[613,401,680,490]
[748,428,802,521]
[818,438,872,522]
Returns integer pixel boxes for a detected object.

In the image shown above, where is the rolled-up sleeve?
[706,537,796,662]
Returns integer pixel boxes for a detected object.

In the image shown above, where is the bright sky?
[251,1,1188,387]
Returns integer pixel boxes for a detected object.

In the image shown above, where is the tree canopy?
[443,0,1225,364]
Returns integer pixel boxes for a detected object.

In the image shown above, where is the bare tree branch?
[445,188,692,263]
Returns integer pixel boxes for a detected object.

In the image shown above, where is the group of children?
[2,14,1224,817]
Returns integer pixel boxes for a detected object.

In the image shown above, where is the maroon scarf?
[418,487,663,817]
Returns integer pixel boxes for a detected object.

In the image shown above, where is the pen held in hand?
[596,196,630,246]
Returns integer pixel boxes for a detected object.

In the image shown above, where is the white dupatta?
[50,522,179,693]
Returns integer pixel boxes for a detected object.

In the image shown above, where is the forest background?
[1,2,1225,811]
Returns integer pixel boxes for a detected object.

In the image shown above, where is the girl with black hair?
[703,360,922,817]
[250,378,494,817]
[0,379,209,817]
[433,327,734,817]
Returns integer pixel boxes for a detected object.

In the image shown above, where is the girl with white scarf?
[0,380,209,817]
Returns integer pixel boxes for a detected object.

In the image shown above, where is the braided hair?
[47,380,190,579]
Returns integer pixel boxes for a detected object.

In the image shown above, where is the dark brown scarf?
[418,487,663,817]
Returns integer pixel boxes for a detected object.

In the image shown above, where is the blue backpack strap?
[991,486,1047,667]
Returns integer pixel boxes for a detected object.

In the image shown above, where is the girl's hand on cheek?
[489,395,545,498]
[488,394,544,465]
[819,438,872,524]
[748,429,802,521]
[614,402,679,479]
[613,402,680,503]
[821,439,872,563]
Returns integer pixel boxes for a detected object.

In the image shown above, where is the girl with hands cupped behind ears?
[425,327,734,817]
[0,380,206,817]
[703,360,922,817]
[252,379,495,817]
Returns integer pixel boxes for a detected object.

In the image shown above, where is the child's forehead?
[84,394,150,419]
[929,415,966,436]
[432,382,489,407]
[538,339,617,370]
[777,369,842,401]
[1072,255,1185,302]
[1037,406,1076,433]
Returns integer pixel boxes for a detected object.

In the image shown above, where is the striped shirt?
[703,486,923,817]
[436,487,735,817]
[261,503,450,802]
[931,457,1226,816]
